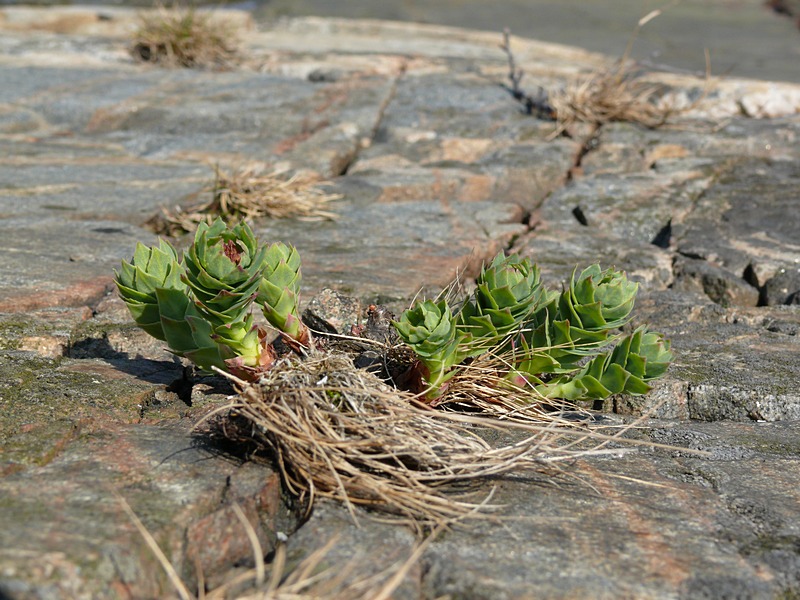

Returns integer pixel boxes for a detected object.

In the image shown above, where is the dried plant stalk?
[433,348,587,419]
[121,489,439,600]
[149,166,341,236]
[131,4,240,69]
[219,352,632,531]
[548,63,674,133]
[501,4,689,136]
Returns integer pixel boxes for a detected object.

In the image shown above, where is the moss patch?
[0,351,165,471]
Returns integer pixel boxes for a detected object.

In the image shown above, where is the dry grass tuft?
[501,4,698,136]
[432,347,584,419]
[232,532,438,600]
[501,28,675,136]
[213,351,642,532]
[131,5,240,69]
[548,62,675,134]
[149,165,341,236]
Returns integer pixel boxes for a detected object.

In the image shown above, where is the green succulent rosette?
[153,286,229,372]
[517,311,611,377]
[393,299,462,396]
[180,218,274,369]
[537,326,673,401]
[183,218,267,325]
[114,239,186,341]
[458,253,553,356]
[257,241,309,345]
[514,266,638,375]
[559,265,638,333]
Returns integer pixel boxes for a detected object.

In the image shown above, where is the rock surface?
[0,7,799,599]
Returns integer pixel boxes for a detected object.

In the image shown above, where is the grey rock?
[0,420,294,599]
[302,287,362,334]
[672,255,760,307]
[516,221,674,289]
[1,8,800,599]
[674,158,800,286]
[0,217,153,312]
[279,421,800,600]
[764,265,800,305]
[617,291,800,422]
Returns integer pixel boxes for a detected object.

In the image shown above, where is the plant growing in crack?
[115,218,310,381]
[393,253,672,404]
[116,220,671,404]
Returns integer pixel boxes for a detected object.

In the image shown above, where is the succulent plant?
[537,327,673,400]
[512,265,638,375]
[393,299,461,395]
[257,241,310,347]
[396,253,671,405]
[179,218,273,369]
[558,265,638,333]
[115,219,302,381]
[114,239,186,341]
[117,231,672,402]
[152,285,229,372]
[183,219,266,324]
[458,253,553,355]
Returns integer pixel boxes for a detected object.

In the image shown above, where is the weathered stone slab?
[618,291,800,421]
[674,157,800,290]
[278,420,800,600]
[0,156,207,221]
[0,420,293,599]
[257,182,526,301]
[516,222,674,290]
[540,167,713,246]
[1,8,799,599]
[0,217,153,312]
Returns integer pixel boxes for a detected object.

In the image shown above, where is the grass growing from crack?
[148,166,341,236]
[204,352,687,533]
[130,4,240,69]
[500,4,706,136]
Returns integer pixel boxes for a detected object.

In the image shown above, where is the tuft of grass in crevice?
[500,4,707,137]
[130,4,241,69]
[147,165,341,236]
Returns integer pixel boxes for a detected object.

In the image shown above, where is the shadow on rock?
[69,333,188,387]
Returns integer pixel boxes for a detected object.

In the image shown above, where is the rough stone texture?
[764,265,800,305]
[1,7,799,599]
[279,420,800,600]
[0,419,293,599]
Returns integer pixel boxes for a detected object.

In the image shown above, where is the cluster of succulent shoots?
[116,220,670,403]
[393,253,672,402]
[114,219,309,381]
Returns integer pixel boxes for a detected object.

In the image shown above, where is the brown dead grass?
[148,165,341,236]
[211,351,661,533]
[131,5,240,69]
[548,62,675,135]
[232,532,438,600]
[501,4,703,137]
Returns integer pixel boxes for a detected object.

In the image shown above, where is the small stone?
[671,256,760,307]
[303,288,362,335]
[18,335,68,358]
[763,266,800,306]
